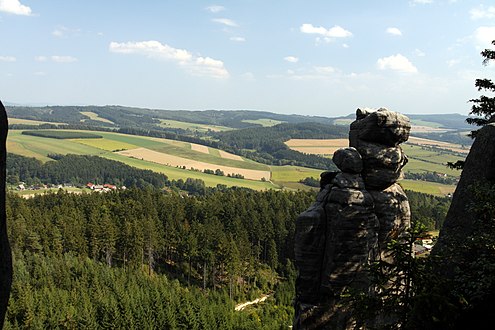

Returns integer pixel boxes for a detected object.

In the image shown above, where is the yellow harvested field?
[118,148,271,181]
[408,136,470,154]
[72,138,137,151]
[289,146,341,155]
[218,150,244,161]
[190,143,209,154]
[9,118,67,126]
[285,139,348,155]
[285,138,348,147]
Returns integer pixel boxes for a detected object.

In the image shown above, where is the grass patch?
[270,165,322,182]
[241,119,284,127]
[399,179,455,196]
[156,119,232,132]
[72,138,137,151]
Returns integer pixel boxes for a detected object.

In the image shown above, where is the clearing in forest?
[80,111,115,125]
[117,148,271,181]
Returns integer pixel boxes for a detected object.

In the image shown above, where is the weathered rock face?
[0,101,12,328]
[432,123,495,268]
[294,109,411,329]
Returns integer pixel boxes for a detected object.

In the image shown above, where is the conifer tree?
[467,40,495,135]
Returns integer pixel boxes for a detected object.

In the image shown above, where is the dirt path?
[234,294,270,311]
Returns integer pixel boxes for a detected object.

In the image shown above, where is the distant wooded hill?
[6,105,336,129]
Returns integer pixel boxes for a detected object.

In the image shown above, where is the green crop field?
[402,144,462,177]
[156,119,232,132]
[8,130,106,161]
[73,138,138,151]
[271,165,323,183]
[400,179,455,196]
[241,119,284,127]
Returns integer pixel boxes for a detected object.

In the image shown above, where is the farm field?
[117,147,271,181]
[6,129,461,194]
[80,111,115,124]
[285,138,348,155]
[400,180,456,196]
[6,129,279,190]
[402,144,462,176]
[156,119,232,132]
[407,136,469,154]
[9,118,68,126]
[285,137,463,177]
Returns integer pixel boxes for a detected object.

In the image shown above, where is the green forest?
[3,182,449,329]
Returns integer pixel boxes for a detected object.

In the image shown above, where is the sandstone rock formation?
[294,108,411,329]
[0,101,12,328]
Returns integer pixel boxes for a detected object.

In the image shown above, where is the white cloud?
[0,0,32,16]
[474,26,495,48]
[342,43,350,48]
[109,40,229,79]
[206,5,225,13]
[470,5,495,20]
[51,55,78,63]
[212,18,238,27]
[414,49,426,57]
[284,56,299,63]
[300,23,352,38]
[386,27,402,36]
[0,56,16,62]
[230,36,245,42]
[411,0,433,4]
[35,56,47,62]
[34,71,46,76]
[377,54,418,73]
[314,66,336,75]
[447,59,461,67]
[52,26,81,38]
[241,72,255,81]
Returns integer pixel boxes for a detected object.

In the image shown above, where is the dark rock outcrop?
[432,123,495,267]
[0,101,12,328]
[294,108,411,329]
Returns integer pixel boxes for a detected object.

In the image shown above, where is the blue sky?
[1,0,495,116]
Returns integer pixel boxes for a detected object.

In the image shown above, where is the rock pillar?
[294,108,411,329]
